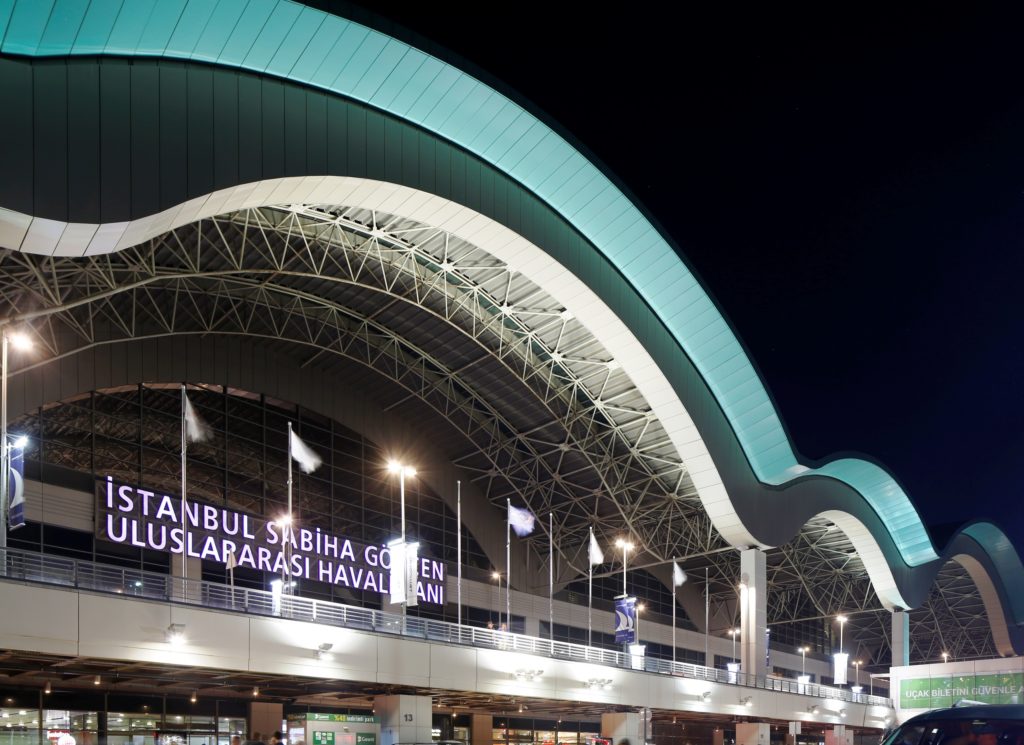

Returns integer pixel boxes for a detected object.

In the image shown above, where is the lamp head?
[7,332,32,351]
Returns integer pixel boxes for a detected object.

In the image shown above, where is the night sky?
[352,5,1024,551]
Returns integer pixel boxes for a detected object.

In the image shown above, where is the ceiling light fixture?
[93,676,101,686]
[165,623,186,646]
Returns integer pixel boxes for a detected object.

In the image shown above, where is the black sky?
[355,4,1024,550]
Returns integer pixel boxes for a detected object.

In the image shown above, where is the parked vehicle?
[882,705,1024,745]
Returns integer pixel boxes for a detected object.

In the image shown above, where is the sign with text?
[287,715,379,724]
[96,477,446,605]
[899,673,1024,709]
[313,733,335,745]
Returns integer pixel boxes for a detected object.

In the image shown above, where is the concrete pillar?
[825,725,853,745]
[471,714,493,745]
[712,728,725,745]
[739,548,767,678]
[891,610,910,667]
[375,695,433,745]
[524,616,541,638]
[248,702,283,741]
[601,712,642,745]
[785,721,801,745]
[736,723,770,745]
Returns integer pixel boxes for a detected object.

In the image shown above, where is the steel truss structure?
[0,204,994,666]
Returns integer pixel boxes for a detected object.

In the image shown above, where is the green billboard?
[900,673,1024,709]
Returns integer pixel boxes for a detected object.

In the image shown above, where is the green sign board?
[313,733,335,745]
[356,734,376,745]
[287,714,380,724]
[900,673,1024,709]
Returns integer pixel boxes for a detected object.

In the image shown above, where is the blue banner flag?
[614,595,637,644]
[8,442,25,530]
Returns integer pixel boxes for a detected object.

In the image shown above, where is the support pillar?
[471,714,493,745]
[601,712,641,745]
[375,695,433,745]
[825,725,853,745]
[785,721,801,745]
[736,723,770,745]
[739,548,767,678]
[712,728,725,745]
[248,701,283,742]
[891,609,910,667]
[524,616,540,638]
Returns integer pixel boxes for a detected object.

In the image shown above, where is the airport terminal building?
[0,2,1020,745]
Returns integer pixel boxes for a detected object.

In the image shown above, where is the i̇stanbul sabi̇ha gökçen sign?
[95,476,446,604]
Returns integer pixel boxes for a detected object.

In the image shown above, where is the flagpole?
[548,512,554,641]
[588,527,594,647]
[285,421,294,595]
[704,566,710,668]
[457,480,462,627]
[672,559,677,664]
[180,384,188,583]
[505,498,511,629]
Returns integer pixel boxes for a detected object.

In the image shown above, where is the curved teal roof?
[0,0,937,567]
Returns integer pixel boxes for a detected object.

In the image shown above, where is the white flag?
[225,550,237,571]
[673,561,687,587]
[508,504,535,537]
[588,530,604,566]
[289,429,322,474]
[184,393,212,442]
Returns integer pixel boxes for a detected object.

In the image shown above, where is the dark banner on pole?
[8,444,25,530]
[614,595,636,644]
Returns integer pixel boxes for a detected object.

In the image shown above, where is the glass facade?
[10,384,495,620]
[489,719,599,745]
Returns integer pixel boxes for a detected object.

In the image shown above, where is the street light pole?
[0,330,32,575]
[799,646,808,676]
[729,628,740,664]
[492,571,502,629]
[615,538,634,596]
[837,614,848,654]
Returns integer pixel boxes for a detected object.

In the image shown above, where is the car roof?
[903,706,1024,724]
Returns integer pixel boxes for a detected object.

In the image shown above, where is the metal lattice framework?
[0,204,994,665]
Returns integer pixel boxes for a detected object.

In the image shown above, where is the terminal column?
[375,694,433,745]
[891,609,910,667]
[826,725,853,745]
[471,714,493,745]
[739,548,767,678]
[601,712,642,745]
[736,722,770,745]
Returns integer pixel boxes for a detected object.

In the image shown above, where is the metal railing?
[1,548,890,707]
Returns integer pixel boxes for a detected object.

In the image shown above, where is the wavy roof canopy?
[0,0,1021,658]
